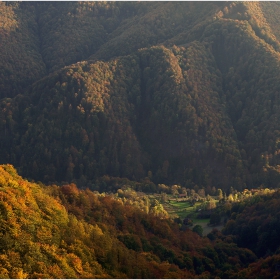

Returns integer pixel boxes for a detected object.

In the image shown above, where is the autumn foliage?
[2,164,277,278]
[1,2,280,277]
[1,2,280,191]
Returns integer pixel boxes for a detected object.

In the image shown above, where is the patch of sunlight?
[0,3,18,33]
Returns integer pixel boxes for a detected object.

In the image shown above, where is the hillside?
[2,163,280,278]
[1,1,280,191]
[0,164,263,278]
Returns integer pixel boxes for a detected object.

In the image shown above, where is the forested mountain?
[3,2,280,278]
[2,1,280,192]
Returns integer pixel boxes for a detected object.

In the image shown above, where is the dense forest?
[1,1,280,191]
[2,163,280,279]
[2,1,280,278]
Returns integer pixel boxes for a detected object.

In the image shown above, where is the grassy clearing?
[164,199,224,236]
[167,200,210,218]
[166,200,192,218]
[166,200,200,219]
[169,200,191,208]
[148,194,224,236]
[192,218,209,224]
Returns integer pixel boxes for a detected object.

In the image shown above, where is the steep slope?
[0,164,108,278]
[0,2,227,98]
[137,44,243,188]
[0,2,46,99]
[200,3,280,187]
[34,1,111,72]
[0,55,147,185]
[0,1,147,98]
[1,2,280,190]
[89,2,225,61]
[0,44,246,190]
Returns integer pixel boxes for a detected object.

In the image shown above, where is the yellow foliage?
[68,253,84,274]
[0,2,18,32]
[10,268,28,279]
[36,226,53,243]
[48,264,65,278]
[0,267,9,278]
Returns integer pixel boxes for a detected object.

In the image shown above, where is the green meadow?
[163,198,223,236]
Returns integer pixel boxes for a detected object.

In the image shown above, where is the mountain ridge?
[1,1,280,191]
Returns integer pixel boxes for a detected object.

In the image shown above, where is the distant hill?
[1,1,280,191]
